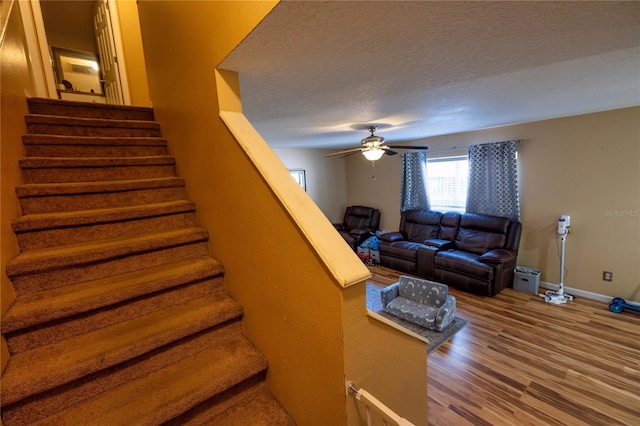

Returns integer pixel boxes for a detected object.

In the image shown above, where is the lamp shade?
[362,148,384,161]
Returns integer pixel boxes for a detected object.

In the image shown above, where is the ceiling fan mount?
[326,125,428,161]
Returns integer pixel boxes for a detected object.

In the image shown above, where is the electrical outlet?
[603,271,613,282]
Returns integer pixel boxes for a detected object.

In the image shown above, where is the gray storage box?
[513,266,541,294]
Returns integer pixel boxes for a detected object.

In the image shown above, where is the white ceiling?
[219,1,640,150]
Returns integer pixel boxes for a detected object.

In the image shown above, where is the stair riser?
[16,211,198,251]
[18,185,187,215]
[167,374,268,425]
[10,241,210,296]
[1,321,244,425]
[24,144,168,157]
[28,100,155,121]
[22,164,176,183]
[7,276,225,354]
[26,123,161,137]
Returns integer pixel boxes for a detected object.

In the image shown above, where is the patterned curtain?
[400,151,430,212]
[466,140,520,221]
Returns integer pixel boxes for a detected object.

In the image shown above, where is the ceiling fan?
[325,125,428,161]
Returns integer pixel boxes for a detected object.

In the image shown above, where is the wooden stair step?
[16,177,187,214]
[19,156,176,183]
[28,97,155,121]
[30,335,267,425]
[13,200,197,251]
[1,256,224,334]
[22,134,168,157]
[25,114,161,137]
[6,227,210,295]
[1,292,244,406]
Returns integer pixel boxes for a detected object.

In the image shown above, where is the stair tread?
[12,200,195,232]
[22,134,168,146]
[30,335,266,425]
[20,156,175,168]
[2,256,224,333]
[16,176,185,197]
[1,292,244,406]
[6,226,209,277]
[25,114,160,129]
[207,385,296,426]
[28,97,154,115]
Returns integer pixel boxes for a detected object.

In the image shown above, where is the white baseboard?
[539,281,640,306]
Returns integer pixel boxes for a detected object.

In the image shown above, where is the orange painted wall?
[1,0,36,371]
[136,1,351,423]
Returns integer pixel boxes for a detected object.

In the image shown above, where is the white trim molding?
[539,281,640,306]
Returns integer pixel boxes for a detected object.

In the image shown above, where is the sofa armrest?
[349,227,371,237]
[333,223,346,231]
[435,295,456,331]
[479,249,517,264]
[423,238,453,250]
[380,282,400,307]
[379,232,404,242]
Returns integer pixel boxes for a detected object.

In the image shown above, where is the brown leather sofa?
[333,205,381,251]
[379,210,521,296]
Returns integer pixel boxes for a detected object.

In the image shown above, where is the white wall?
[273,148,348,223]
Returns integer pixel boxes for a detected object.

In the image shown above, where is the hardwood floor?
[368,266,640,426]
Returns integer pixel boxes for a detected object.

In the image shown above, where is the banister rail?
[348,382,415,426]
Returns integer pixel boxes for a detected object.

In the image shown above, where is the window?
[427,156,468,213]
[289,169,306,191]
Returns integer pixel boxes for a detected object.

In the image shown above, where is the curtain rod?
[426,139,526,156]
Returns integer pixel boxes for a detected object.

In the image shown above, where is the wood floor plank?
[368,266,640,426]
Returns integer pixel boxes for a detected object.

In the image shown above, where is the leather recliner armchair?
[333,205,381,251]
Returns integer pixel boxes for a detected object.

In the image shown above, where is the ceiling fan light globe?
[363,148,385,161]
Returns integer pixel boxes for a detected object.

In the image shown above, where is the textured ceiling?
[219,1,640,149]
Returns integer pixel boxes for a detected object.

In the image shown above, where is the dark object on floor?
[379,210,521,296]
[333,205,380,250]
[609,297,640,314]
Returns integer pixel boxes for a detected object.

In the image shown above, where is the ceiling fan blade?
[340,151,361,158]
[325,147,363,157]
[384,149,398,156]
[386,145,429,150]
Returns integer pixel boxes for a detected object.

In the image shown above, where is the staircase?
[1,98,296,425]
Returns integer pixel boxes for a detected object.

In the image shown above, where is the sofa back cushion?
[398,275,448,306]
[438,212,461,241]
[454,213,511,255]
[344,205,380,231]
[400,210,441,243]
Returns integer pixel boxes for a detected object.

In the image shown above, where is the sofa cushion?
[379,241,428,261]
[453,213,511,255]
[435,250,494,281]
[345,206,376,230]
[400,210,441,243]
[385,297,441,329]
[398,276,448,306]
[438,212,461,241]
